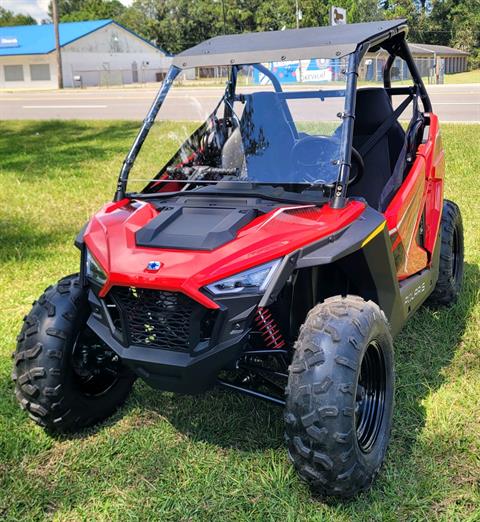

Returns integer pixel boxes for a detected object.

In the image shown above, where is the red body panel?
[84,116,443,301]
[84,200,365,308]
[419,114,445,256]
[384,113,444,279]
[385,154,428,278]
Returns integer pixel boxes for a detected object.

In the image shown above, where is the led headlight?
[206,259,281,295]
[85,249,107,286]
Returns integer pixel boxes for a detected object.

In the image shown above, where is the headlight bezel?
[205,259,282,296]
[85,248,107,286]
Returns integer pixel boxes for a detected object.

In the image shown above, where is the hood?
[84,197,365,307]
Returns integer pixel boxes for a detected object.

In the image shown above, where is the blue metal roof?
[0,19,123,56]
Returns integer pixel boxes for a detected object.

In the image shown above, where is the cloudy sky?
[2,0,133,22]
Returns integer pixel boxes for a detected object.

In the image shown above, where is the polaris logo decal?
[146,261,162,271]
[404,281,426,306]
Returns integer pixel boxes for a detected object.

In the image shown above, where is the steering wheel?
[349,146,364,186]
[291,136,364,187]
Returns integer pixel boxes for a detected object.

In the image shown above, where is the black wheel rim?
[71,328,120,397]
[355,341,387,453]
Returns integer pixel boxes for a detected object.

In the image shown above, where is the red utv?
[13,20,464,497]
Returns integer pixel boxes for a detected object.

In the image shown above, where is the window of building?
[30,64,51,81]
[4,64,24,82]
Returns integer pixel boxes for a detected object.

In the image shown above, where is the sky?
[2,0,133,22]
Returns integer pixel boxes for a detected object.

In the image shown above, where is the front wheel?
[285,295,394,498]
[12,274,135,433]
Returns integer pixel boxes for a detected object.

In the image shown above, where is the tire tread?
[427,199,464,306]
[285,295,394,498]
[13,274,134,433]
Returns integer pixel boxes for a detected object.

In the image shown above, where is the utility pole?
[295,0,302,82]
[221,0,227,35]
[52,0,63,89]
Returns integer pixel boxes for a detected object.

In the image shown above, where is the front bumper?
[87,288,260,393]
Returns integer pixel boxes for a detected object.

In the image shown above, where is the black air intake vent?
[135,205,257,251]
[108,287,216,352]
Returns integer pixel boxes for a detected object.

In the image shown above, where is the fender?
[262,205,428,336]
[74,221,89,249]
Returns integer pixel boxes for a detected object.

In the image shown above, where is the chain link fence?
[359,55,445,84]
[72,55,457,88]
[186,56,449,86]
[71,67,168,88]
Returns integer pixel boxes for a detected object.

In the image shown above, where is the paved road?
[1,83,478,122]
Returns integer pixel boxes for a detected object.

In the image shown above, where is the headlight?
[85,249,107,286]
[206,259,281,295]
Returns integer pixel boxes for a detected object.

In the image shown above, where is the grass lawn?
[0,121,479,521]
[444,69,480,84]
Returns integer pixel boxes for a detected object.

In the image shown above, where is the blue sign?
[252,59,341,85]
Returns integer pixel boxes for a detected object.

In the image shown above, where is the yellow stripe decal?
[361,222,386,248]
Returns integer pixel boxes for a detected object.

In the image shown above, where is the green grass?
[0,121,479,521]
[444,69,480,84]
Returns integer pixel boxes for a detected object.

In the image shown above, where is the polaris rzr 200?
[13,20,464,497]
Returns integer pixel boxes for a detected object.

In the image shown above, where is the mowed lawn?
[444,69,480,84]
[0,120,479,521]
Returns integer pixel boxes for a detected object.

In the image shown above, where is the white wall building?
[0,19,172,89]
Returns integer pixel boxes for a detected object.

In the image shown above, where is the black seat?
[238,92,297,182]
[349,88,405,209]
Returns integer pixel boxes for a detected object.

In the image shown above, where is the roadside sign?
[253,60,335,85]
[329,6,347,25]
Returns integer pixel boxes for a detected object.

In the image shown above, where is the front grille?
[108,287,215,352]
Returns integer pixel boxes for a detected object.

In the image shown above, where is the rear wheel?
[12,274,135,433]
[285,295,394,498]
[427,199,464,306]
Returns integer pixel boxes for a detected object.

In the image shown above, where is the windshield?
[126,60,348,196]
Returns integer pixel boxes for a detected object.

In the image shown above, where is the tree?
[47,0,84,20]
[120,0,384,54]
[116,0,163,44]
[48,0,125,22]
[379,0,431,42]
[0,7,37,27]
[349,0,383,23]
[41,0,478,69]
[429,0,480,67]
[117,0,226,54]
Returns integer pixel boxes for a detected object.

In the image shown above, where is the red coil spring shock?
[254,307,285,350]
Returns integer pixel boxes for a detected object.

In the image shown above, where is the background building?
[195,43,469,85]
[0,20,172,89]
[409,43,469,74]
[361,43,469,84]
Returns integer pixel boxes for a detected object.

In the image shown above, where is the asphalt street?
[1,83,478,122]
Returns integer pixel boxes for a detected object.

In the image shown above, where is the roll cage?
[114,20,431,209]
